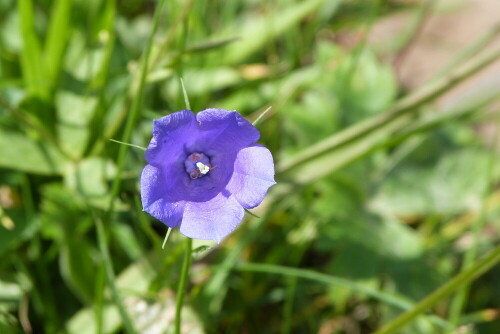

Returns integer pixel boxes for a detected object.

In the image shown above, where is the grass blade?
[18,0,47,99]
[234,263,449,329]
[95,218,137,334]
[44,0,72,89]
[374,244,500,334]
[278,45,500,174]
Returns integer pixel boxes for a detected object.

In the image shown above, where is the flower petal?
[140,164,185,228]
[194,108,260,154]
[180,193,244,242]
[227,145,276,209]
[145,110,196,164]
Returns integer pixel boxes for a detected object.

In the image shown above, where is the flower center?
[184,152,212,179]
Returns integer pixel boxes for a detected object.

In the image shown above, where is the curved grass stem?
[175,238,193,334]
[95,218,137,334]
[374,243,500,334]
[278,45,500,174]
[447,122,500,330]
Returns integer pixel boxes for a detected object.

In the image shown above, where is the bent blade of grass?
[278,45,500,174]
[234,263,449,329]
[447,115,500,330]
[280,87,499,186]
[374,243,500,334]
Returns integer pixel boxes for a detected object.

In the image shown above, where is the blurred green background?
[1,0,500,333]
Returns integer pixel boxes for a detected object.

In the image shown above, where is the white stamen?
[196,162,210,175]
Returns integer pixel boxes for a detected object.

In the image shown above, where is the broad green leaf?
[0,213,37,256]
[63,31,106,82]
[59,239,98,303]
[111,223,143,261]
[63,157,117,209]
[0,129,67,175]
[56,91,97,159]
[66,256,157,334]
[0,10,22,53]
[371,150,500,217]
[0,280,22,304]
[39,184,96,302]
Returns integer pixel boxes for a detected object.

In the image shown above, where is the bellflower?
[140,108,276,242]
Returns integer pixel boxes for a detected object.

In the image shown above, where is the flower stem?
[374,243,500,334]
[175,237,192,334]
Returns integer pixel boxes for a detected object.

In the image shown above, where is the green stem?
[175,238,193,334]
[447,122,500,329]
[95,218,137,334]
[107,0,166,214]
[374,243,500,334]
[278,45,500,174]
[100,2,165,332]
[432,22,500,80]
[281,277,297,334]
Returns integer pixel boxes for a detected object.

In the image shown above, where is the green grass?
[0,0,500,333]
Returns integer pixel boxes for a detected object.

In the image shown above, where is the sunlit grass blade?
[252,106,272,126]
[109,139,146,151]
[244,208,260,218]
[374,243,500,334]
[162,227,172,249]
[180,78,191,110]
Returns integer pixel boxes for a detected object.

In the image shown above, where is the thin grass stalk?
[278,45,500,174]
[108,0,166,214]
[432,22,500,80]
[281,277,297,334]
[374,243,500,334]
[234,263,449,328]
[95,217,136,334]
[175,238,193,334]
[100,1,166,331]
[447,122,500,329]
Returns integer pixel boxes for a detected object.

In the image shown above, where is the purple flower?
[140,108,276,242]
